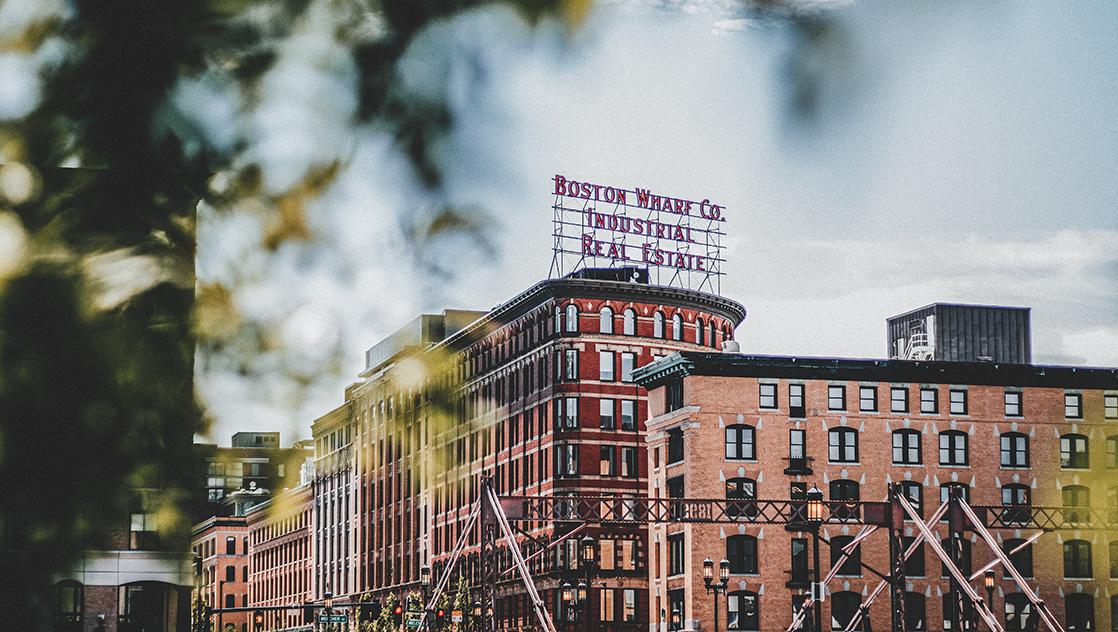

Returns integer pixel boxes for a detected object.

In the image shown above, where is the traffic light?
[253,610,264,630]
[302,605,314,624]
[435,608,446,629]
[393,604,403,627]
[371,600,382,620]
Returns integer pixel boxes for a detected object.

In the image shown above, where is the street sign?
[317,614,348,623]
[451,610,463,623]
[405,611,423,628]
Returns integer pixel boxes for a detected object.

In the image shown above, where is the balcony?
[783,457,813,475]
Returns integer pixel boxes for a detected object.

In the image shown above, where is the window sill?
[938,464,971,469]
[1060,467,1091,471]
[892,461,923,467]
[725,458,759,464]
[827,461,861,466]
[999,465,1031,470]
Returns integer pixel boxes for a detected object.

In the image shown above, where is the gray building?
[888,303,1030,363]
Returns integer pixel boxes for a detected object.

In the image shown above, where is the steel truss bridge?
[421,481,1113,632]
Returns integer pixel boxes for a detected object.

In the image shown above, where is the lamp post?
[806,485,825,632]
[561,581,573,630]
[324,585,332,632]
[580,534,595,630]
[472,599,483,631]
[670,605,682,631]
[420,565,431,631]
[984,569,996,622]
[218,580,225,632]
[703,557,730,632]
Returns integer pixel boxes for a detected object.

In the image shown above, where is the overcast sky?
[195,1,1118,444]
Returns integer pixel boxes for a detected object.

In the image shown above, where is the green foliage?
[192,592,212,632]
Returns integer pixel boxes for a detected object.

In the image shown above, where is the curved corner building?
[308,268,745,630]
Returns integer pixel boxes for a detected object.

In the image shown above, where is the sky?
[192,0,1118,445]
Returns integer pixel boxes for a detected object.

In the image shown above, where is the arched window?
[554,306,562,334]
[1064,540,1092,578]
[1061,433,1089,469]
[940,537,972,576]
[1002,538,1033,578]
[726,535,758,574]
[725,425,756,460]
[623,308,636,335]
[939,430,968,466]
[892,429,922,465]
[671,313,683,341]
[1004,593,1033,631]
[53,580,83,632]
[1001,432,1029,467]
[1065,594,1094,632]
[727,591,759,630]
[565,304,579,333]
[707,319,716,347]
[828,428,858,463]
[1063,485,1090,524]
[830,535,861,576]
[905,592,926,632]
[1107,435,1118,469]
[599,307,614,334]
[653,312,665,338]
[1001,483,1031,524]
[726,477,757,519]
[695,319,705,345]
[830,591,862,631]
[830,479,860,520]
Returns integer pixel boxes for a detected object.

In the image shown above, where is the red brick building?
[308,268,745,629]
[247,485,314,631]
[636,352,1118,632]
[193,517,250,632]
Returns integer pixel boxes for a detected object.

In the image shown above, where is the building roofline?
[633,352,1118,391]
[887,302,1030,321]
[438,277,746,352]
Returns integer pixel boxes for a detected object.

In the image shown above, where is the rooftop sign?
[549,174,726,293]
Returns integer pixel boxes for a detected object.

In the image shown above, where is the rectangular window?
[226,536,236,555]
[789,384,805,418]
[1106,395,1118,420]
[620,352,636,382]
[620,400,636,431]
[599,399,615,430]
[949,390,967,415]
[789,429,805,459]
[1065,393,1083,419]
[920,388,938,414]
[668,533,685,576]
[828,385,846,411]
[564,349,578,381]
[891,387,909,413]
[759,383,778,409]
[623,589,637,622]
[859,386,877,412]
[725,425,756,460]
[563,397,579,430]
[667,428,684,464]
[621,447,637,478]
[599,351,615,381]
[1005,391,1022,417]
[556,444,578,477]
[225,566,235,582]
[666,380,684,413]
[790,538,809,584]
[600,588,616,622]
[600,446,616,476]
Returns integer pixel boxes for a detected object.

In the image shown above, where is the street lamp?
[579,534,595,630]
[671,605,682,631]
[703,557,731,632]
[420,565,431,630]
[806,485,825,632]
[324,585,333,630]
[472,599,483,627]
[984,569,996,611]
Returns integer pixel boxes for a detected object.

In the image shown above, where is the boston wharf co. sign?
[549,174,727,293]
